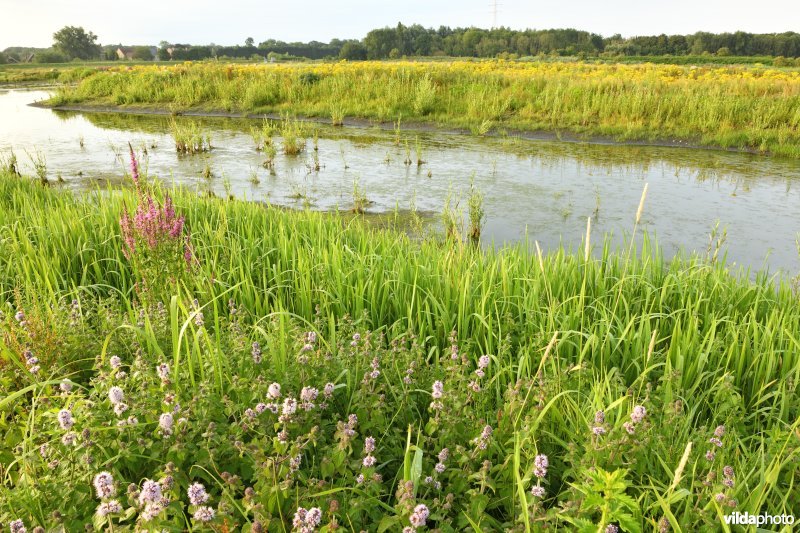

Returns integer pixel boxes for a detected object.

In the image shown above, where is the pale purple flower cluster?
[723,466,735,487]
[268,382,282,399]
[139,479,162,504]
[159,412,174,435]
[9,519,26,533]
[533,454,549,478]
[364,357,380,381]
[435,447,449,473]
[110,356,122,369]
[300,387,318,410]
[364,436,376,453]
[108,386,125,405]
[188,482,209,505]
[62,432,77,446]
[60,379,73,393]
[193,309,204,327]
[531,485,546,498]
[475,354,490,378]
[706,424,725,461]
[57,409,74,430]
[324,382,335,398]
[409,504,429,528]
[23,349,40,374]
[156,363,170,382]
[281,397,298,418]
[630,405,647,424]
[255,403,268,414]
[292,506,322,532]
[403,362,415,384]
[193,506,215,522]
[93,472,116,498]
[591,409,607,436]
[623,405,647,435]
[251,341,262,363]
[430,380,444,411]
[606,525,619,533]
[473,425,493,450]
[96,500,122,517]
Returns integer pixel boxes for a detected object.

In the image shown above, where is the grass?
[170,119,212,154]
[42,59,800,157]
[0,168,799,531]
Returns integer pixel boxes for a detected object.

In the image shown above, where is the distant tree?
[716,46,731,56]
[339,41,367,60]
[158,46,171,61]
[131,46,153,61]
[245,37,255,47]
[0,52,6,64]
[52,26,101,60]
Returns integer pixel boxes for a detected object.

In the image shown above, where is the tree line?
[2,24,799,65]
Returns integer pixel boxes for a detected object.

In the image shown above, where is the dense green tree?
[131,46,153,61]
[52,26,101,60]
[245,37,254,47]
[339,41,367,60]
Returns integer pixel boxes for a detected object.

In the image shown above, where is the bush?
[34,50,68,63]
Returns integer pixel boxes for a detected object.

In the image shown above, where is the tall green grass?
[1,171,798,407]
[1,170,799,529]
[45,61,800,157]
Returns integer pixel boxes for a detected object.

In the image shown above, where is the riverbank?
[42,60,800,157]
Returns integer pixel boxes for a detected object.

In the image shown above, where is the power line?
[490,0,502,29]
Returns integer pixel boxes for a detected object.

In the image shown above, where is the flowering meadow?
[1,153,799,532]
[46,59,800,157]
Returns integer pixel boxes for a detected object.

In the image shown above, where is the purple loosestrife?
[120,148,195,295]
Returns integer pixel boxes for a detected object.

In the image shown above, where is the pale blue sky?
[2,0,797,49]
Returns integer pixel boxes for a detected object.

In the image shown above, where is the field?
[40,59,800,157]
[1,143,799,532]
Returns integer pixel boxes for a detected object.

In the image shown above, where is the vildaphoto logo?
[724,512,795,526]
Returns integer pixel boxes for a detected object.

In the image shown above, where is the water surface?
[1,88,798,275]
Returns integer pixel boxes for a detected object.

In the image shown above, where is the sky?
[2,0,798,49]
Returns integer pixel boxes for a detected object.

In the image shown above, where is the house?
[116,46,157,61]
